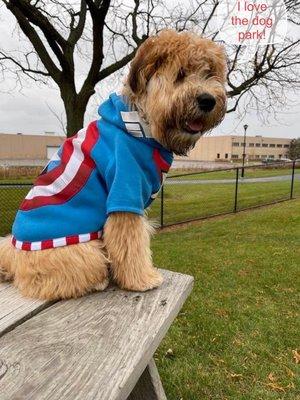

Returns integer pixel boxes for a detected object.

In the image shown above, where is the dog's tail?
[0,236,15,282]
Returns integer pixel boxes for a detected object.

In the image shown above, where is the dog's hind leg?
[13,240,109,300]
[0,236,16,282]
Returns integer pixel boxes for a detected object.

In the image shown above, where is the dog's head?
[124,30,227,155]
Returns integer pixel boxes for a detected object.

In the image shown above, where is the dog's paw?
[0,266,13,282]
[89,277,110,293]
[122,269,163,292]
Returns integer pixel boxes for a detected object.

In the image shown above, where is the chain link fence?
[0,161,299,236]
[148,161,300,227]
[0,183,32,237]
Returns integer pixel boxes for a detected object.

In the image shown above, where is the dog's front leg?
[103,212,163,291]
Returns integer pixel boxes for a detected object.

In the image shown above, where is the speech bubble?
[216,0,287,62]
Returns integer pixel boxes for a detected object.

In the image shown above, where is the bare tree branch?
[0,0,299,136]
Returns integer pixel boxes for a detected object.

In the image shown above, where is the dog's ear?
[128,37,165,94]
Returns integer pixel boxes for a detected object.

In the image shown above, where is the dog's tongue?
[186,118,203,133]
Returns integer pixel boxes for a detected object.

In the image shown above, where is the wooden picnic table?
[0,267,193,400]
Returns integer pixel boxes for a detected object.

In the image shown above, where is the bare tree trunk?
[64,99,85,137]
[61,85,91,137]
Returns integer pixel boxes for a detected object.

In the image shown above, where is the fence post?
[160,184,164,228]
[290,161,296,200]
[234,167,239,212]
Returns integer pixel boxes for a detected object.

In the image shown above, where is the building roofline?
[0,132,64,138]
[201,135,293,141]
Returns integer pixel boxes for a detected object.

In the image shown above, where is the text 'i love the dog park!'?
[232,1,273,41]
[217,0,287,60]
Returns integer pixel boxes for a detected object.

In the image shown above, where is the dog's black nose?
[197,93,216,112]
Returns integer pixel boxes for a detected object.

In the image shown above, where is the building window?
[217,153,220,159]
[269,144,276,148]
[255,143,261,147]
[279,154,282,158]
[261,155,267,159]
[225,153,228,159]
[269,155,275,159]
[277,144,283,148]
[262,143,268,147]
[249,143,254,147]
[284,144,290,148]
[240,142,245,146]
[231,154,239,159]
[233,142,239,147]
[47,146,60,160]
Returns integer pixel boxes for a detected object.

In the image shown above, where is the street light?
[241,124,249,178]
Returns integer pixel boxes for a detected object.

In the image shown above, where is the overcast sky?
[0,2,299,139]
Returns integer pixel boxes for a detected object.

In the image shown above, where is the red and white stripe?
[11,231,102,251]
[152,148,171,183]
[20,121,99,211]
[151,149,171,199]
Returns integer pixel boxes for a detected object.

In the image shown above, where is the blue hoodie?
[12,93,173,251]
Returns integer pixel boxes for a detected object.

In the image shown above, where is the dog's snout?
[197,93,216,112]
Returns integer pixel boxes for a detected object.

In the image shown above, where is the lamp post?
[241,124,248,178]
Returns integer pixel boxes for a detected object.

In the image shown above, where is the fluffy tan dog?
[0,30,227,300]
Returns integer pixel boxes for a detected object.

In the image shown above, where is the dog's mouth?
[184,118,203,134]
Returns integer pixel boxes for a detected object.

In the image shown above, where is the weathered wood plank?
[0,283,50,338]
[0,269,193,400]
[0,237,51,337]
[127,358,167,400]
[0,237,49,337]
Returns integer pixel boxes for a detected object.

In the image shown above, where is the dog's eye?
[176,68,186,82]
[205,69,214,79]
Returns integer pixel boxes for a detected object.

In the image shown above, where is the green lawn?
[0,186,30,236]
[148,178,299,226]
[0,166,296,183]
[1,173,299,235]
[169,166,297,180]
[0,177,35,184]
[152,200,300,400]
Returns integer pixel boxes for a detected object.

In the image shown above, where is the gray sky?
[0,2,299,139]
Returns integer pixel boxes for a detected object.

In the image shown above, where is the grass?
[0,176,299,398]
[152,200,300,400]
[0,166,296,184]
[169,166,296,180]
[0,186,30,236]
[0,177,35,184]
[148,177,299,226]
[1,170,299,236]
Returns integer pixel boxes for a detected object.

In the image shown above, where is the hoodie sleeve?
[104,147,156,216]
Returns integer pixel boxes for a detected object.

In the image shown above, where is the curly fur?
[0,236,109,300]
[104,213,162,291]
[0,29,227,300]
[123,29,227,155]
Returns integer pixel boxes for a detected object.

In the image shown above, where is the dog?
[0,30,227,300]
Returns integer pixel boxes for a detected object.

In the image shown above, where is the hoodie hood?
[98,92,173,155]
